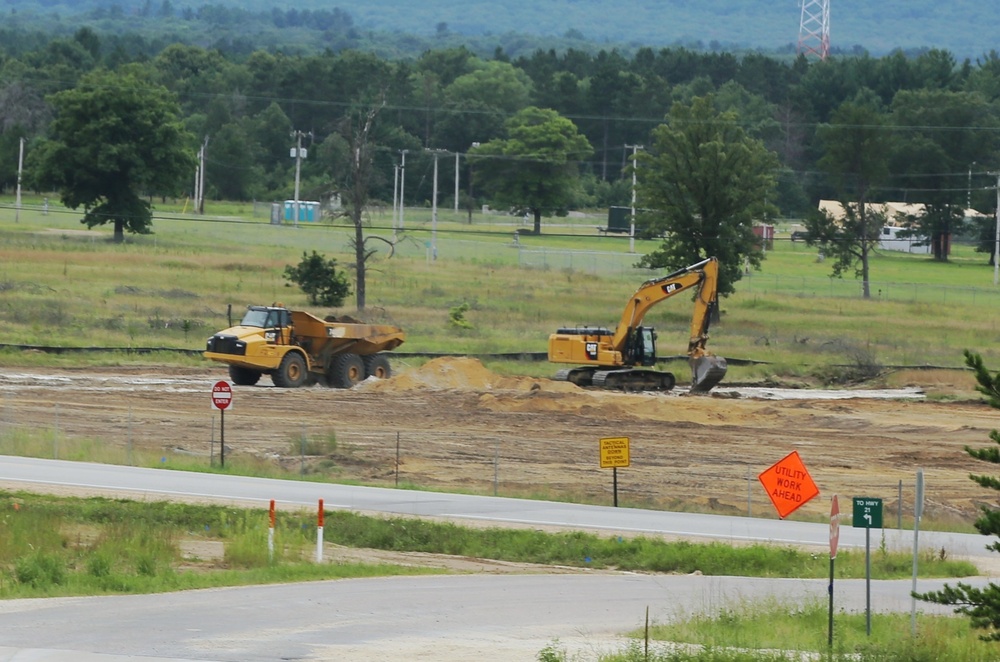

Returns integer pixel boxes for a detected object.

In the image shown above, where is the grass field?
[1,195,998,379]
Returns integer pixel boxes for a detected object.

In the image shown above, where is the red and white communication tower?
[798,0,830,61]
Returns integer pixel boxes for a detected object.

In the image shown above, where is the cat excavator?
[547,256,727,393]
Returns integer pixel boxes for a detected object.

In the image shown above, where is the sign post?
[757,450,820,518]
[828,495,840,648]
[599,437,630,507]
[211,381,233,467]
[911,469,925,636]
[853,496,884,636]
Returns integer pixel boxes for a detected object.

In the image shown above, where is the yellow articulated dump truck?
[204,305,405,388]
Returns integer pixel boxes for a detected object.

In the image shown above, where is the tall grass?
[1,201,998,369]
[591,599,1000,662]
[0,490,435,598]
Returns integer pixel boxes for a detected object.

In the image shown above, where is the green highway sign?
[852,497,883,529]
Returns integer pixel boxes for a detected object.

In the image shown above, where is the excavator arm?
[610,256,725,391]
[609,257,718,351]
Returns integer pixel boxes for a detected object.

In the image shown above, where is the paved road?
[0,456,995,661]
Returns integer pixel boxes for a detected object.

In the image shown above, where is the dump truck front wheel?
[328,353,365,388]
[363,354,392,379]
[272,352,307,388]
[229,365,262,386]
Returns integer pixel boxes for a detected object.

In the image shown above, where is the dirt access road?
[0,358,994,526]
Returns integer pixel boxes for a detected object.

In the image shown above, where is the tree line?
[4,31,1000,297]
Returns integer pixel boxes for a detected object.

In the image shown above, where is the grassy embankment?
[0,489,977,600]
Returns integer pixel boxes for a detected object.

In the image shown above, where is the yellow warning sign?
[600,437,630,468]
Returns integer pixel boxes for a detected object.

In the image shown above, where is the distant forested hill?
[1,0,998,60]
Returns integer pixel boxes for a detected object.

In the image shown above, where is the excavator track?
[592,369,676,392]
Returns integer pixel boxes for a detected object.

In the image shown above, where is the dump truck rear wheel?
[363,354,392,379]
[328,353,365,388]
[272,352,307,388]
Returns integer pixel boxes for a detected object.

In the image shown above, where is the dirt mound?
[362,356,579,393]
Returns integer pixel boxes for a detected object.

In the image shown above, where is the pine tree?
[915,349,1000,640]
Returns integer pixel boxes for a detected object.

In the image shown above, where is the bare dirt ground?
[0,357,994,528]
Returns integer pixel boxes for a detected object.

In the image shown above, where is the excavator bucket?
[690,355,728,393]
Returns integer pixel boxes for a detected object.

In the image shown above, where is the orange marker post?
[316,499,324,563]
[268,499,276,561]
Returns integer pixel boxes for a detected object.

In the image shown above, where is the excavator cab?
[623,326,657,367]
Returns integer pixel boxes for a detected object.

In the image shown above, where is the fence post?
[898,480,903,529]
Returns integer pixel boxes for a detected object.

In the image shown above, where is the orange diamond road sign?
[758,450,820,519]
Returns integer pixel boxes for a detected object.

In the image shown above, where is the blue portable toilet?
[283,200,319,222]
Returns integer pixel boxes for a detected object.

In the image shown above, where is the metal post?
[392,164,400,241]
[865,526,872,636]
[293,131,303,228]
[15,137,24,223]
[911,469,925,637]
[613,467,619,507]
[747,465,752,517]
[54,404,59,459]
[898,480,903,529]
[199,136,208,214]
[395,431,400,487]
[493,439,499,496]
[127,406,133,466]
[300,423,306,476]
[431,151,440,261]
[399,150,407,230]
[626,144,642,254]
[454,151,460,213]
[828,555,835,648]
[220,409,225,468]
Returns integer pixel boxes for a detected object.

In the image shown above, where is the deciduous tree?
[471,106,592,235]
[30,67,194,242]
[635,95,778,296]
[805,96,892,299]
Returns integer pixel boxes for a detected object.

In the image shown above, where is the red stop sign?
[211,381,232,410]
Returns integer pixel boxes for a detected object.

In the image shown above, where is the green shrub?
[15,552,66,588]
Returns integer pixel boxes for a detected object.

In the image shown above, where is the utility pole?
[428,149,448,261]
[625,144,643,254]
[197,135,208,214]
[454,151,460,213]
[392,163,400,241]
[968,162,976,211]
[399,149,408,230]
[15,137,24,223]
[291,130,308,228]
